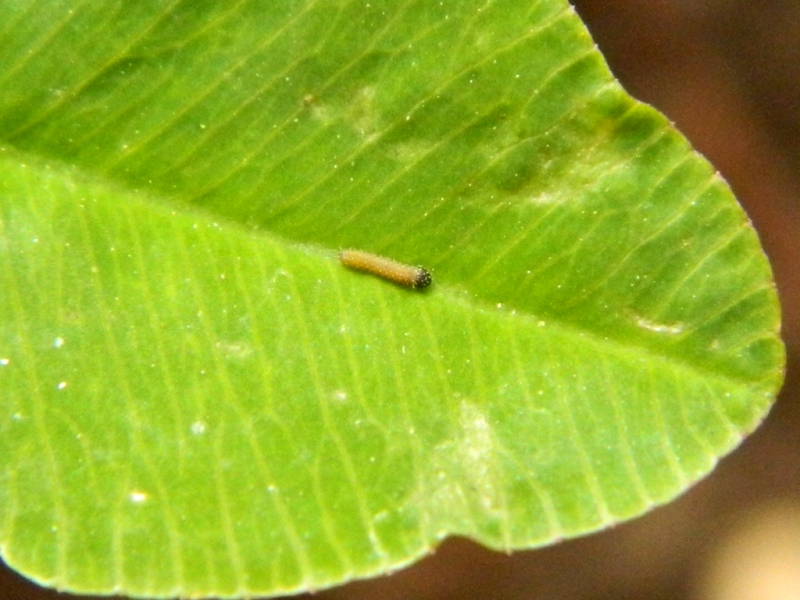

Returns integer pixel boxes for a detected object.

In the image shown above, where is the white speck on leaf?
[129,491,148,503]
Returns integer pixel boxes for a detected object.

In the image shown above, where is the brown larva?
[339,249,432,289]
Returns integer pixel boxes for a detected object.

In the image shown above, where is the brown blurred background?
[2,1,797,598]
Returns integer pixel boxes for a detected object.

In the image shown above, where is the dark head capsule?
[340,250,432,290]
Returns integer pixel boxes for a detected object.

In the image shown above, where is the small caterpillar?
[339,249,431,289]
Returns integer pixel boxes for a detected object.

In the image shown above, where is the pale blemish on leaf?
[424,402,502,525]
[457,402,499,513]
[385,140,434,163]
[526,191,568,205]
[348,86,381,140]
[214,341,253,359]
[302,92,333,124]
[630,313,684,335]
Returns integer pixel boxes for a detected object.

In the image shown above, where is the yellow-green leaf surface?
[0,0,785,597]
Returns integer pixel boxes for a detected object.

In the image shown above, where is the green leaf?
[0,0,784,597]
